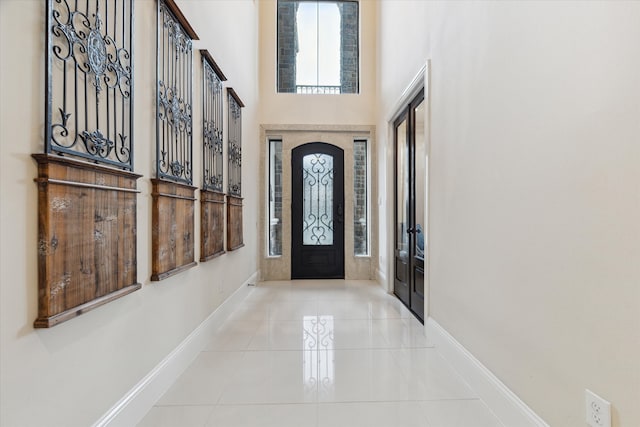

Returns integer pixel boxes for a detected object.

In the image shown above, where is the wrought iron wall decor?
[227,88,244,197]
[201,50,227,192]
[200,50,227,261]
[46,0,134,169]
[156,0,198,184]
[35,0,141,328]
[152,0,199,280]
[226,88,245,251]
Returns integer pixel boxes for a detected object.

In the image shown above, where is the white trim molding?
[387,62,428,123]
[426,318,550,427]
[93,271,259,427]
[375,267,389,292]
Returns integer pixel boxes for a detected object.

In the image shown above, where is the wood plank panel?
[151,179,197,281]
[32,154,142,328]
[200,190,225,261]
[226,195,244,251]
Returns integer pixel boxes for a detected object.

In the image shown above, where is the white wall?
[377,2,640,427]
[0,1,259,426]
[258,0,377,126]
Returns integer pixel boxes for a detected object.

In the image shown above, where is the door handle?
[406,227,414,234]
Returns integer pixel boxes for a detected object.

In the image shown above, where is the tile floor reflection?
[138,280,504,427]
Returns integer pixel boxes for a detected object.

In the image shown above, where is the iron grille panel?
[227,91,243,197]
[46,0,134,170]
[202,58,224,192]
[302,153,334,246]
[156,0,194,184]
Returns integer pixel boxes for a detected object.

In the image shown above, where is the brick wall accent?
[277,2,298,93]
[339,1,359,94]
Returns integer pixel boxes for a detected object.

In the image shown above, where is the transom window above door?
[277,0,359,94]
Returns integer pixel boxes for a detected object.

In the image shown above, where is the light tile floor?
[137,280,504,427]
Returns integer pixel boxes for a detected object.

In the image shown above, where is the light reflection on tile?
[139,281,503,427]
[137,405,214,427]
[205,404,317,427]
[423,400,504,427]
[318,402,428,427]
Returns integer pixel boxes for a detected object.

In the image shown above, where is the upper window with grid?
[277,0,359,94]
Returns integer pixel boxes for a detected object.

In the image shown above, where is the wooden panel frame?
[151,179,197,281]
[227,195,244,251]
[32,154,142,328]
[200,189,226,261]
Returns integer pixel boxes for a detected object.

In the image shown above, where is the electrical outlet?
[585,389,611,427]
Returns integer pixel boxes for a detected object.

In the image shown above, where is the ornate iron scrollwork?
[202,53,226,192]
[46,0,134,169]
[302,153,335,245]
[227,89,244,197]
[156,0,195,184]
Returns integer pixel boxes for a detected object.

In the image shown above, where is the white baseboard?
[93,271,258,427]
[375,268,388,291]
[425,318,549,427]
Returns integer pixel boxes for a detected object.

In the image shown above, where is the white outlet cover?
[585,389,611,427]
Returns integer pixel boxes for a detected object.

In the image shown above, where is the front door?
[394,90,426,321]
[291,142,345,279]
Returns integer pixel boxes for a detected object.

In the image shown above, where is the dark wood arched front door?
[291,142,345,279]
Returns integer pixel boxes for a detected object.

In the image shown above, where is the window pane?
[277,0,358,94]
[354,140,368,256]
[316,3,340,87]
[303,153,334,245]
[268,140,283,256]
[295,3,319,86]
[414,100,426,259]
[396,119,409,260]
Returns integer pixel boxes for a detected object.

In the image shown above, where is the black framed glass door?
[394,89,426,321]
[291,142,345,279]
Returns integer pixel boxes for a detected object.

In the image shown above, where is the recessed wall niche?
[151,0,199,280]
[34,0,140,327]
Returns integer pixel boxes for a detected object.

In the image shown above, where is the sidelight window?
[353,139,369,256]
[268,139,283,256]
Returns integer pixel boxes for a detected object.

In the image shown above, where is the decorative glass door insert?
[302,153,334,246]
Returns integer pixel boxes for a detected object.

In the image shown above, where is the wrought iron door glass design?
[156,0,194,184]
[302,153,334,246]
[202,54,225,192]
[46,0,134,169]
